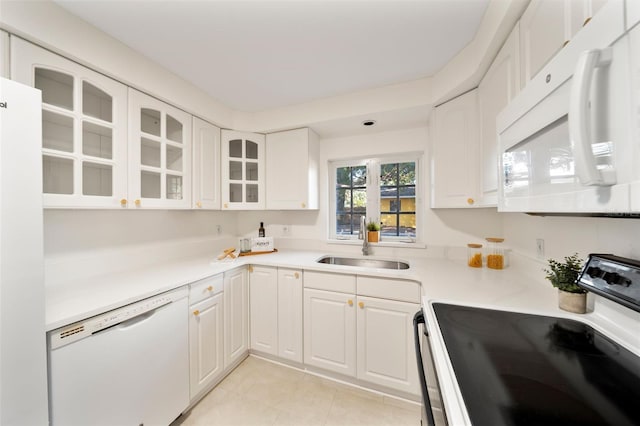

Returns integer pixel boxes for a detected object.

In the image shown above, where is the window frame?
[329,153,422,244]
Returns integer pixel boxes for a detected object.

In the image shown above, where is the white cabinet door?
[249,266,278,355]
[11,37,128,208]
[0,30,8,78]
[478,24,520,207]
[277,268,302,363]
[356,296,420,395]
[304,288,356,377]
[266,128,319,210]
[221,130,265,209]
[520,0,608,89]
[629,0,640,29]
[192,117,220,210]
[519,0,567,88]
[224,268,248,368]
[189,292,224,399]
[431,89,480,208]
[128,89,192,209]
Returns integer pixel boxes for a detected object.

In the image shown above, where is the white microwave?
[497,1,640,214]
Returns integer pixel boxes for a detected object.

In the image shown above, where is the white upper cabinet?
[192,117,221,210]
[431,89,480,208]
[221,130,265,210]
[629,0,640,29]
[520,0,609,88]
[11,37,128,208]
[128,89,192,209]
[1,30,8,78]
[266,128,319,210]
[477,24,521,207]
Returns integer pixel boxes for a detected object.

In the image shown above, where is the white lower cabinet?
[303,272,421,396]
[249,266,303,362]
[249,266,279,355]
[277,268,303,363]
[303,288,357,377]
[356,296,420,395]
[188,275,224,399]
[224,267,248,369]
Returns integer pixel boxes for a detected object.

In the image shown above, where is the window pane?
[379,161,416,238]
[336,166,351,186]
[83,81,112,122]
[352,166,367,186]
[166,115,183,143]
[141,109,161,136]
[380,163,398,186]
[35,68,73,110]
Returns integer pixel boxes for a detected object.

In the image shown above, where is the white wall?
[503,213,640,262]
[237,126,503,258]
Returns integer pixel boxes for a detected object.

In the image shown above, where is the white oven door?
[499,33,632,213]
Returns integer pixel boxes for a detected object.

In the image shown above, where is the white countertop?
[46,248,560,331]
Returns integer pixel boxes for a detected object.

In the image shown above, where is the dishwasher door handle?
[414,310,436,426]
[118,304,167,330]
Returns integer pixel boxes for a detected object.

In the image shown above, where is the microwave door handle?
[569,48,616,186]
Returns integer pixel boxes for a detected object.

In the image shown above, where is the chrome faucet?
[359,216,370,256]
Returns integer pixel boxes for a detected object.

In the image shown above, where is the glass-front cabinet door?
[128,89,192,208]
[11,38,127,208]
[221,130,265,209]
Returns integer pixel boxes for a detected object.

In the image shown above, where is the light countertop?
[45,248,559,331]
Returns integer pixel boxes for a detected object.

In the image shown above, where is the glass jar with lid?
[467,243,483,268]
[486,237,506,269]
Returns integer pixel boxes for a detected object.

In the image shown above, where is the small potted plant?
[366,220,380,243]
[544,253,587,313]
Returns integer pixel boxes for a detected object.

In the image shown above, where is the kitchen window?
[330,155,421,243]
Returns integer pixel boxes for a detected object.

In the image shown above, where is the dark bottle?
[259,222,265,237]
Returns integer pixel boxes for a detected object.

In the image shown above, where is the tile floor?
[175,356,421,426]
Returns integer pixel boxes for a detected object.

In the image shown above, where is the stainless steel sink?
[317,256,409,270]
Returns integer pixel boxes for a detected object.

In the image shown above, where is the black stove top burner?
[434,303,640,426]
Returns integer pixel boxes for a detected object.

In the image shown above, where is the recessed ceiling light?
[362,120,376,127]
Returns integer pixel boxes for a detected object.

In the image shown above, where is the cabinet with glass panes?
[11,37,127,208]
[128,89,191,208]
[221,130,265,209]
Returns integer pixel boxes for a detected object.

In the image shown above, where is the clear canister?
[467,244,483,268]
[486,237,505,269]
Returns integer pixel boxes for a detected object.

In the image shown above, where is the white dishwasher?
[49,287,189,426]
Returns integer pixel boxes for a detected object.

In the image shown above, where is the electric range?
[417,254,640,426]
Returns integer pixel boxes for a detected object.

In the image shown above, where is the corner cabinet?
[477,24,520,207]
[192,117,221,210]
[430,89,480,208]
[249,266,279,356]
[266,128,319,210]
[11,37,128,208]
[128,89,192,209]
[223,267,249,369]
[221,130,265,210]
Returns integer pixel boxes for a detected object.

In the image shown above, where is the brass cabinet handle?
[358,301,364,309]
[467,198,475,205]
[207,286,213,292]
[196,201,202,208]
[193,310,200,316]
[120,198,127,207]
[294,272,300,279]
[248,266,254,273]
[224,203,228,208]
[348,299,353,307]
[301,202,306,208]
[134,199,141,207]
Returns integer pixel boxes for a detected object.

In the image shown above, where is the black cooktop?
[433,303,640,426]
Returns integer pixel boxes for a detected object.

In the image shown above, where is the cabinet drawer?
[303,271,356,294]
[356,276,420,303]
[189,274,223,304]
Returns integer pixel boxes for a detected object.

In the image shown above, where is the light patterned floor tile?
[175,356,421,426]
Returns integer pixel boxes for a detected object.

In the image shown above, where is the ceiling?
[54,0,490,113]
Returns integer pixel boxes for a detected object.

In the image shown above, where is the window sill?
[327,239,426,249]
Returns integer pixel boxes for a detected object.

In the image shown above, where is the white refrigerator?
[0,77,48,424]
